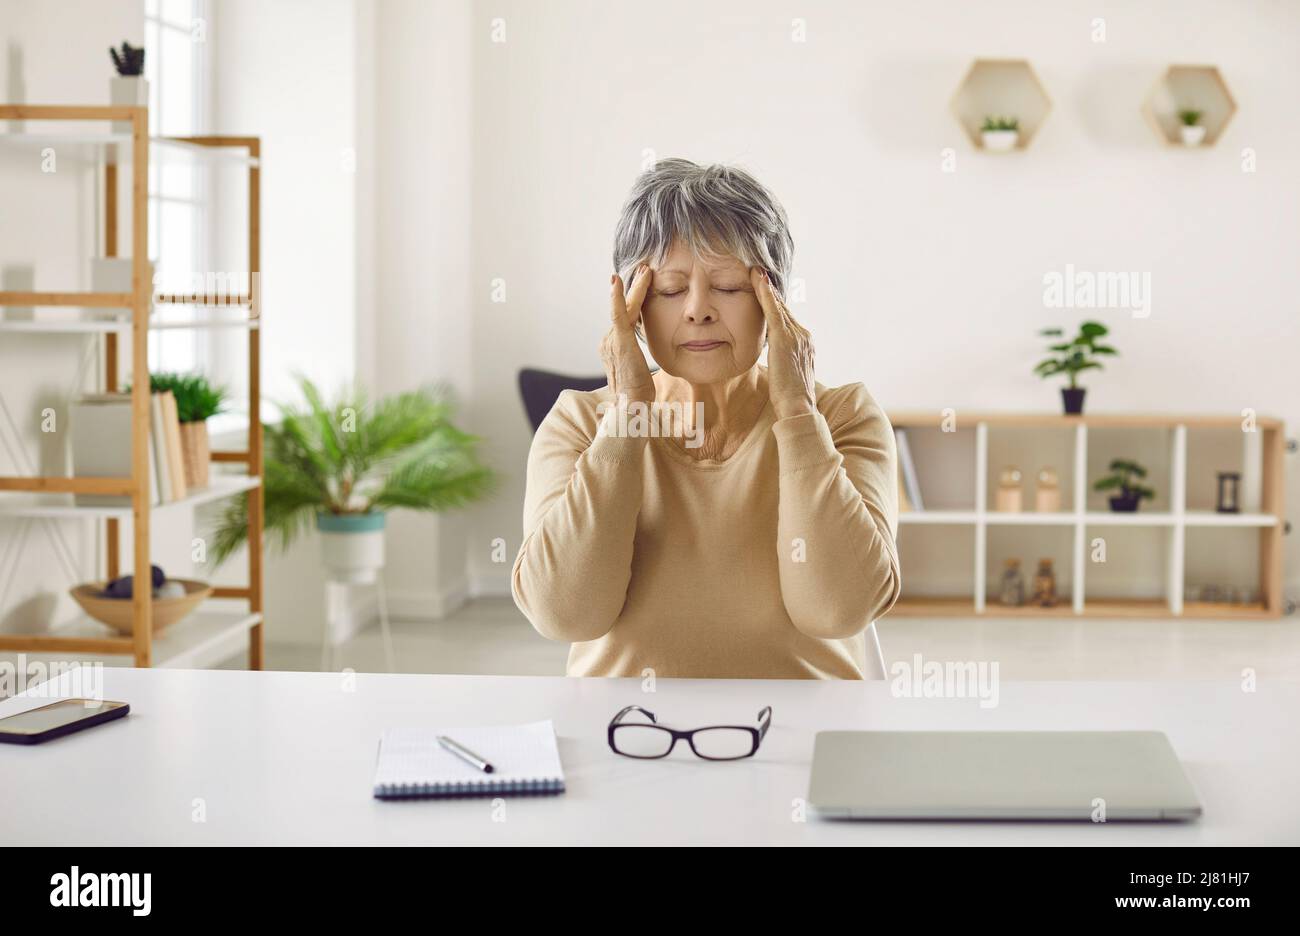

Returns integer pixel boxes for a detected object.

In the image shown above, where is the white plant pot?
[317,513,386,585]
[110,76,149,134]
[981,129,1019,152]
[1179,125,1207,146]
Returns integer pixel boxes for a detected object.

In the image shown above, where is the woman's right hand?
[599,265,656,405]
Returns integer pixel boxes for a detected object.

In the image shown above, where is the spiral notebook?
[372,720,566,799]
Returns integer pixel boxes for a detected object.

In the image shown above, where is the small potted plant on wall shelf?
[980,115,1020,151]
[1034,320,1117,415]
[108,41,147,134]
[1094,459,1155,512]
[209,377,494,585]
[1178,108,1206,146]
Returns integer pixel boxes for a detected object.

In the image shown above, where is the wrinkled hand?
[751,268,815,419]
[599,265,656,405]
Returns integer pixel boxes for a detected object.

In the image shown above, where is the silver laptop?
[808,731,1202,821]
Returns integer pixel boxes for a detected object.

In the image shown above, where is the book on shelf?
[898,470,912,513]
[70,391,187,507]
[150,392,173,503]
[895,428,924,512]
[158,390,188,501]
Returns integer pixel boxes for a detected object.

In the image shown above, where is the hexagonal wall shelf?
[950,58,1053,152]
[1142,65,1237,147]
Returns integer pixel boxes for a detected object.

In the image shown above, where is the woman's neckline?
[652,396,776,469]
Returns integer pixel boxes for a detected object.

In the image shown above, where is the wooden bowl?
[70,579,213,636]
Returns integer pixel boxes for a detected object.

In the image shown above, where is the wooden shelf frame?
[888,412,1288,620]
[0,105,264,668]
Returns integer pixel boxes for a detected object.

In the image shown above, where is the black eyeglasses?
[607,705,772,760]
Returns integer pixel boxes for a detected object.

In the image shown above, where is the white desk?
[1,669,1297,845]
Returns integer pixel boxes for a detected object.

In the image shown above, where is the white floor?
[252,597,1300,681]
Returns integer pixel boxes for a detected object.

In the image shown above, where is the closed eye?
[657,286,744,297]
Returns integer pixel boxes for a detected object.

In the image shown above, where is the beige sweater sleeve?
[511,391,646,642]
[770,383,902,638]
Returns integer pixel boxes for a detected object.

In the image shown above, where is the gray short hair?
[612,158,794,302]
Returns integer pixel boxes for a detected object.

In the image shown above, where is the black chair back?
[518,368,608,434]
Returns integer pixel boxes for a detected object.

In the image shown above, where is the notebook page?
[373,720,564,796]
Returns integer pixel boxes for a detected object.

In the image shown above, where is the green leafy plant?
[1093,459,1155,502]
[1034,321,1117,389]
[109,41,145,76]
[141,372,227,423]
[981,115,1020,132]
[209,377,494,566]
[1177,108,1204,127]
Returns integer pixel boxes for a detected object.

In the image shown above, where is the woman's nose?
[683,295,715,323]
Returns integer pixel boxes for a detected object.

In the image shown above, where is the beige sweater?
[511,373,901,679]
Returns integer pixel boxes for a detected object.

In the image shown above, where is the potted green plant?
[1177,108,1206,146]
[980,115,1020,152]
[1094,459,1155,512]
[108,41,147,134]
[148,372,226,490]
[1033,320,1117,415]
[210,377,493,585]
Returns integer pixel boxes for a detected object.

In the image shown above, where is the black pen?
[437,735,495,773]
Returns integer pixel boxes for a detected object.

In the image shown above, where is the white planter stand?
[321,575,394,674]
[317,512,394,672]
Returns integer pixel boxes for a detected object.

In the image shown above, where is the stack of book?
[70,392,189,507]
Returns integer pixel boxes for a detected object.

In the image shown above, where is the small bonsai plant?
[209,377,494,570]
[1177,108,1206,146]
[109,41,145,76]
[1094,459,1155,512]
[1033,320,1117,414]
[980,115,1020,152]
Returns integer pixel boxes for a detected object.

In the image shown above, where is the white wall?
[207,0,362,644]
[364,0,477,619]
[461,0,1300,599]
[211,0,357,405]
[206,0,477,642]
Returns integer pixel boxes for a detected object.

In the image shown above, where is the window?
[144,0,212,374]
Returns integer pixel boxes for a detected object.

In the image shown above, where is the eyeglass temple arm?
[756,705,772,739]
[610,705,657,726]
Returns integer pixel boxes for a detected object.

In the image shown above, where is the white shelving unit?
[0,315,259,334]
[889,412,1289,619]
[48,607,262,670]
[0,130,260,166]
[0,104,265,668]
[0,475,260,520]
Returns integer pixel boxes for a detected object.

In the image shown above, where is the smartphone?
[0,699,129,744]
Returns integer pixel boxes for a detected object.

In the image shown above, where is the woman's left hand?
[751,267,816,420]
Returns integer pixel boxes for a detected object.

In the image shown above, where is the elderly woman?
[512,158,900,679]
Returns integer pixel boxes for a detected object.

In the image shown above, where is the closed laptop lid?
[808,731,1202,821]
